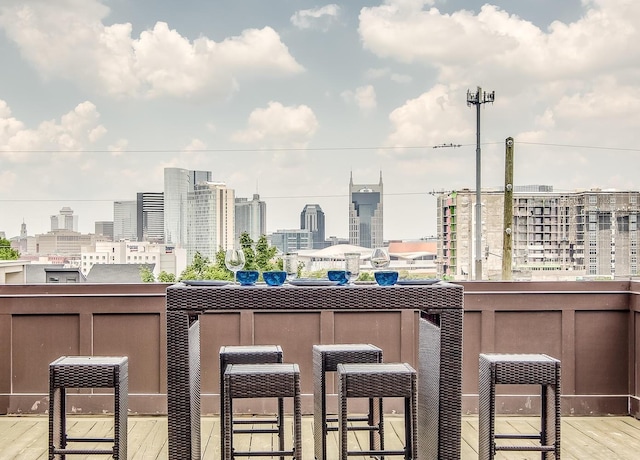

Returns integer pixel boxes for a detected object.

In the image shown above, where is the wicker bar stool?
[313,344,383,460]
[337,362,417,460]
[479,353,561,460]
[224,363,302,460]
[220,345,284,460]
[48,356,128,460]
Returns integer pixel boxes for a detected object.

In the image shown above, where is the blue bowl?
[374,270,398,286]
[327,270,349,285]
[263,271,287,286]
[236,270,259,286]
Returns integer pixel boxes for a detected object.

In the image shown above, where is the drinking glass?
[344,253,361,285]
[225,249,245,284]
[283,253,298,282]
[370,247,390,270]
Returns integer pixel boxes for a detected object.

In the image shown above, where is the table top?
[167,281,463,312]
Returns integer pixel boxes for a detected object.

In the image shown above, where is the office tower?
[95,221,114,240]
[50,207,78,232]
[270,229,313,254]
[436,187,640,280]
[137,192,164,243]
[113,201,137,241]
[164,167,211,247]
[300,204,326,249]
[349,172,383,248]
[235,194,266,245]
[187,182,235,261]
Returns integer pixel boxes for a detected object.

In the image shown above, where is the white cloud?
[0,0,304,98]
[359,0,640,85]
[386,84,470,148]
[342,85,377,111]
[231,102,319,148]
[0,100,106,162]
[291,4,341,30]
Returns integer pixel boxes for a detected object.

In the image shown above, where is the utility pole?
[502,137,514,280]
[467,86,495,280]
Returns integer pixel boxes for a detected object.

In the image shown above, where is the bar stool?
[313,344,383,460]
[479,353,561,460]
[337,362,417,460]
[48,356,128,459]
[219,345,284,460]
[224,363,302,460]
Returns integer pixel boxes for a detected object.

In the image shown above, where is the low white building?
[80,241,187,278]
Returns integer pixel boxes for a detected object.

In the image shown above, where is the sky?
[1,0,640,241]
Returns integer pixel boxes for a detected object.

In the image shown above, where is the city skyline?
[2,1,640,240]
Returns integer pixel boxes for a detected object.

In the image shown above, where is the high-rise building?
[137,192,164,243]
[50,207,78,232]
[349,172,383,248]
[436,187,640,280]
[187,182,235,261]
[235,194,266,245]
[95,221,114,240]
[300,204,326,249]
[270,229,313,254]
[113,201,137,241]
[164,167,211,247]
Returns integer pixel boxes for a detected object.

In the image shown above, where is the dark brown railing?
[1,281,638,418]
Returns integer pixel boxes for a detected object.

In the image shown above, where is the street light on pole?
[467,86,495,280]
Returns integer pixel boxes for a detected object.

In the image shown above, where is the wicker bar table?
[166,281,464,460]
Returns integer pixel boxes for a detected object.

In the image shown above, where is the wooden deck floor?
[2,414,640,459]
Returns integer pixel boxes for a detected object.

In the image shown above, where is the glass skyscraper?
[300,204,326,249]
[164,168,211,247]
[349,172,383,248]
[137,192,164,243]
[235,193,266,245]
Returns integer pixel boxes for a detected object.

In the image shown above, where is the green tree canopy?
[0,238,20,260]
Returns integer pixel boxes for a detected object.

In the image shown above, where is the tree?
[239,232,257,270]
[158,271,176,283]
[254,235,278,272]
[179,252,211,280]
[139,265,155,282]
[0,237,20,260]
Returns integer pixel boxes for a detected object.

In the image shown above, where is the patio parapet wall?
[0,281,638,417]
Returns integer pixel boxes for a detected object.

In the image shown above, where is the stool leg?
[339,376,347,460]
[60,387,67,460]
[224,379,232,460]
[278,396,285,460]
[404,396,411,460]
[294,375,302,460]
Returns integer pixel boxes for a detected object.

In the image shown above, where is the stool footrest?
[496,445,556,452]
[65,437,115,443]
[233,449,295,456]
[348,449,406,456]
[53,448,115,455]
[233,417,278,425]
[235,427,280,434]
[495,433,541,440]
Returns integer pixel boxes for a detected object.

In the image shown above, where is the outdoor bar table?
[166,281,464,460]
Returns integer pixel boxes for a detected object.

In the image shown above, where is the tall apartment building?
[50,207,78,232]
[300,204,326,249]
[235,194,266,245]
[113,200,137,241]
[187,182,235,261]
[137,192,164,243]
[349,172,383,248]
[436,187,640,280]
[164,167,211,247]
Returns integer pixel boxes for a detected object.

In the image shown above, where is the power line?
[0,192,436,203]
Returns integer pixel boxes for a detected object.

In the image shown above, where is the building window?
[589,195,597,204]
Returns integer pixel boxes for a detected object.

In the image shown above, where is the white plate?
[289,279,339,287]
[182,280,229,286]
[396,279,441,285]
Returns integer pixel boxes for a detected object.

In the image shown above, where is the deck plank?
[2,414,640,459]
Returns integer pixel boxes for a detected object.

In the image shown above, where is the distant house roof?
[86,264,155,283]
[25,264,65,283]
[297,244,373,260]
[388,241,437,260]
